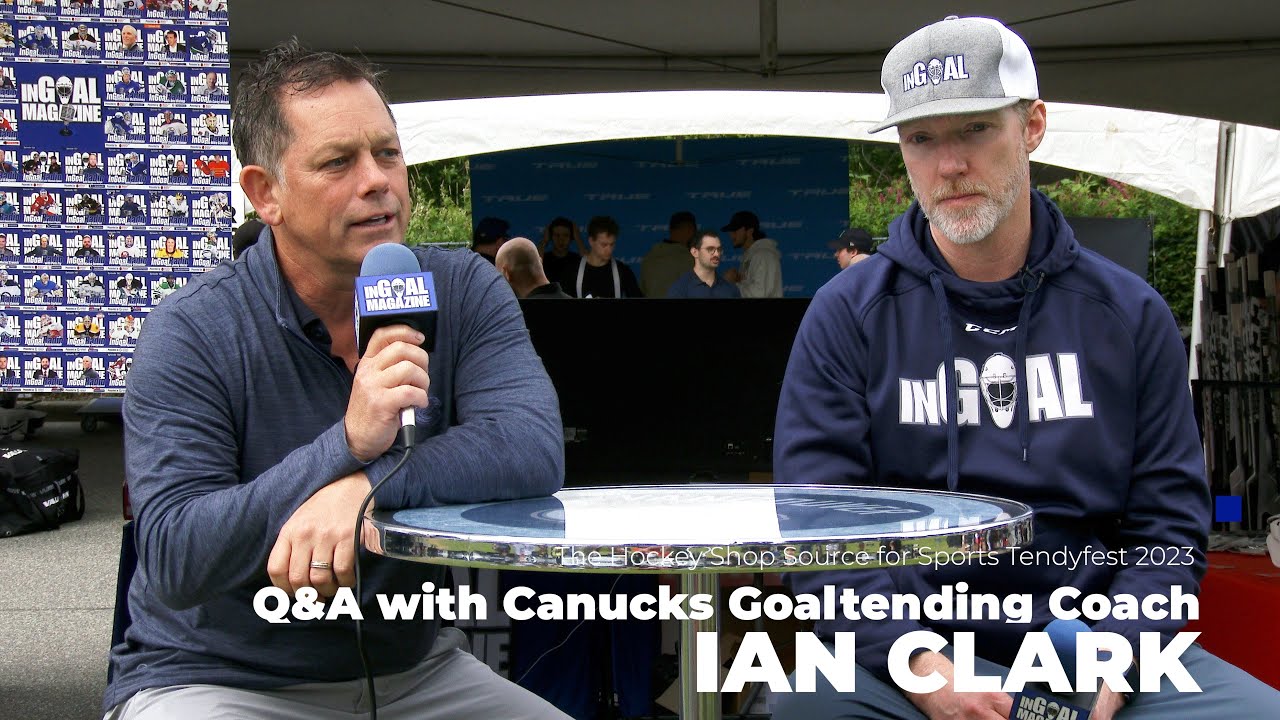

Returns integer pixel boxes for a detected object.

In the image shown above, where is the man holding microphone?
[105,41,569,720]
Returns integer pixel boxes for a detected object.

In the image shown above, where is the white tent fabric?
[230,89,1275,381]
[1229,125,1280,221]
[229,1,1280,133]
[388,90,1280,220]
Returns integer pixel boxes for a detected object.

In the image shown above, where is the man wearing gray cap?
[772,15,1280,720]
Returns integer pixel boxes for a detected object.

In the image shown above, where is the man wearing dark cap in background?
[721,210,782,297]
[831,226,874,270]
[472,216,509,264]
[640,210,696,298]
[772,14,1280,720]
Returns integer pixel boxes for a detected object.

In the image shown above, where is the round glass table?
[368,484,1033,719]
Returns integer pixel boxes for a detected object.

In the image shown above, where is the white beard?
[911,145,1027,246]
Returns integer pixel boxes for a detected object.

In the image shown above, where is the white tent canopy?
[230,1,1280,133]
[230,89,1278,380]
[388,90,1280,220]
[235,90,1280,223]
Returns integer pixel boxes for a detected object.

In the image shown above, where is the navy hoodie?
[774,190,1208,677]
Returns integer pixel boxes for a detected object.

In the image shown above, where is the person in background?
[496,237,571,299]
[640,210,696,298]
[721,210,782,297]
[539,216,583,284]
[31,272,59,299]
[666,229,740,298]
[83,153,107,183]
[74,235,101,258]
[26,234,59,259]
[161,29,185,56]
[471,216,510,264]
[80,356,101,384]
[832,226,875,270]
[118,25,142,55]
[231,219,264,260]
[562,215,642,298]
[30,356,58,381]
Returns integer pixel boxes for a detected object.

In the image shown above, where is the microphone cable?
[352,424,417,720]
[514,573,623,686]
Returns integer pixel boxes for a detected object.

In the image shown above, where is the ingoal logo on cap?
[902,55,971,92]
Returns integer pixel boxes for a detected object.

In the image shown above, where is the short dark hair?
[690,229,721,251]
[547,216,575,236]
[232,38,392,178]
[587,215,619,239]
[669,210,696,230]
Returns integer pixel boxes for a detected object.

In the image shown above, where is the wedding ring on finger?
[309,561,333,571]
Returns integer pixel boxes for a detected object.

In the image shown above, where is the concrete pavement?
[0,399,125,719]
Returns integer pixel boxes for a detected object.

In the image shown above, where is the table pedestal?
[680,572,721,720]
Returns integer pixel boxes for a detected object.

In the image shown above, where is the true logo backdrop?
[469,138,851,298]
[0,1,233,394]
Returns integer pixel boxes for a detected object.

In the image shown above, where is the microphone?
[56,78,75,136]
[355,243,437,442]
[1008,618,1096,720]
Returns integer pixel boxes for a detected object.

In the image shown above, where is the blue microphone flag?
[355,243,437,355]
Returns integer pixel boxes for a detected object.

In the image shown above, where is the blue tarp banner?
[470,137,851,298]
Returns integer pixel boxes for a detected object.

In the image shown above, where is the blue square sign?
[1214,495,1243,523]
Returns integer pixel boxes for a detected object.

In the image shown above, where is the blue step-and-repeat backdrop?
[0,0,233,393]
[470,137,851,298]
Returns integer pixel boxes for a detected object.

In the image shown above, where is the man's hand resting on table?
[268,471,374,598]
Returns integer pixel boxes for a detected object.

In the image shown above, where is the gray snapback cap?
[871,16,1038,133]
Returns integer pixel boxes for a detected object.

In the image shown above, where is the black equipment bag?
[0,446,84,538]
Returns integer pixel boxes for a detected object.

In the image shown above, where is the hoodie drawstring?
[929,269,1045,489]
[928,273,961,492]
[1014,269,1045,463]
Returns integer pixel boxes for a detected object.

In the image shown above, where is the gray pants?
[771,643,1280,719]
[105,628,570,720]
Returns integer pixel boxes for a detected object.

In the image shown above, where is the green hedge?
[405,159,472,248]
